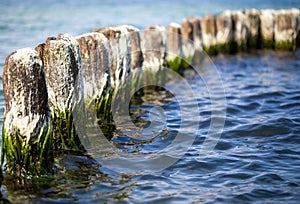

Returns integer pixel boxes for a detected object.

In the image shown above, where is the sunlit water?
[1,0,300,203]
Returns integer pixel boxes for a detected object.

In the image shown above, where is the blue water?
[1,0,300,203]
[0,0,299,70]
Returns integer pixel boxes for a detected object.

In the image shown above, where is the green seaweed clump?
[142,66,166,87]
[275,40,296,51]
[203,45,219,56]
[235,41,248,51]
[181,55,194,69]
[204,41,238,55]
[51,108,85,153]
[95,92,115,140]
[247,35,261,49]
[261,38,274,49]
[167,56,183,73]
[1,122,53,182]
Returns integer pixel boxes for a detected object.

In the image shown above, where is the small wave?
[228,116,297,138]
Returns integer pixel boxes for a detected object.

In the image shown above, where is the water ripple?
[2,49,300,202]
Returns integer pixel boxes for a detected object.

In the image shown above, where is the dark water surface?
[1,50,299,203]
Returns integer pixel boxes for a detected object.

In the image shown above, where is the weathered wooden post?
[92,26,132,89]
[141,25,167,70]
[76,32,111,101]
[166,23,183,73]
[123,25,144,94]
[181,17,203,67]
[181,17,202,59]
[201,15,218,55]
[92,25,144,114]
[93,25,144,90]
[245,8,261,48]
[231,10,248,51]
[260,9,275,48]
[274,9,298,51]
[93,25,144,135]
[75,32,113,139]
[294,8,300,47]
[181,18,194,62]
[216,10,234,53]
[189,17,203,53]
[123,25,143,70]
[1,48,53,180]
[141,25,167,86]
[36,34,85,152]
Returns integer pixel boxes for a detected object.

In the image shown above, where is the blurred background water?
[0,0,299,70]
[0,0,300,203]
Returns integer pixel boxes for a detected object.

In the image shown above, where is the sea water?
[0,0,300,203]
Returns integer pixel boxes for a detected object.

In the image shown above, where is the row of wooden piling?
[1,8,300,181]
[183,8,300,55]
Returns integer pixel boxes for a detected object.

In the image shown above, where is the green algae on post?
[122,25,144,97]
[91,26,144,136]
[166,23,184,73]
[201,15,218,55]
[260,9,275,49]
[95,92,115,140]
[142,25,167,87]
[1,48,53,180]
[216,10,235,54]
[167,56,184,73]
[76,32,113,138]
[50,107,84,151]
[181,17,204,68]
[274,9,299,51]
[36,34,85,152]
[231,10,248,51]
[245,9,261,49]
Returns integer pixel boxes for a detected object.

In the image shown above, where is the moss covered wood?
[93,26,133,89]
[231,10,248,51]
[201,15,218,55]
[36,34,85,152]
[274,9,299,51]
[1,48,53,180]
[141,25,167,87]
[76,33,114,140]
[181,17,203,67]
[166,23,184,73]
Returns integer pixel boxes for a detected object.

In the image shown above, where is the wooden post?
[141,25,167,86]
[123,25,144,95]
[201,15,218,55]
[274,9,298,51]
[181,17,203,66]
[76,32,114,139]
[260,9,275,48]
[245,8,261,48]
[2,48,53,180]
[166,23,183,73]
[231,10,248,51]
[216,10,234,53]
[93,26,132,88]
[36,34,85,152]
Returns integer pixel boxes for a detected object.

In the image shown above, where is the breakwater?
[1,8,300,181]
